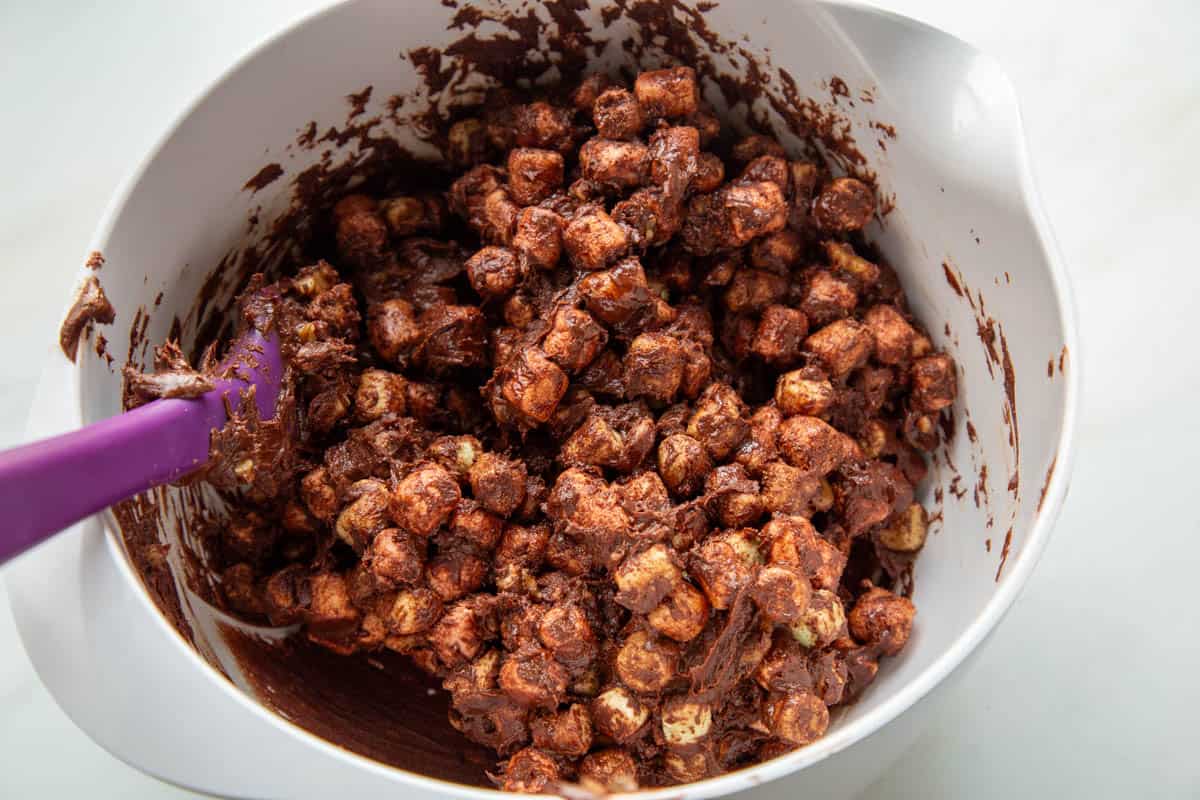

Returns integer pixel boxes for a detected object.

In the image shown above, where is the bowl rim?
[69,1,1081,797]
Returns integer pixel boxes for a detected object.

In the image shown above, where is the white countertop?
[1,1,1197,797]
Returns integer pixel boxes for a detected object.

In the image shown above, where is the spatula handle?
[0,328,282,564]
[0,396,214,562]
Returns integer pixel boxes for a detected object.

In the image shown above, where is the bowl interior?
[75,0,1071,791]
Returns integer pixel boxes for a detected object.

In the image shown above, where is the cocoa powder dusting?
[86,250,105,270]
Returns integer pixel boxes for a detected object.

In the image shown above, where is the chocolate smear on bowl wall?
[94,333,113,367]
[59,275,115,362]
[942,261,964,297]
[243,163,284,194]
[999,327,1019,497]
[995,526,1014,581]
[1037,454,1058,513]
[346,85,373,120]
[111,494,196,643]
[973,463,989,509]
[947,259,1022,486]
[110,476,227,648]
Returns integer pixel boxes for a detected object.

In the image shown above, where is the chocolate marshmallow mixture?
[207,66,957,792]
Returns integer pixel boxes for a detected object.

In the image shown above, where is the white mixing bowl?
[8,1,1078,797]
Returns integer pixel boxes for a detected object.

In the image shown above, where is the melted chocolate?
[244,163,284,194]
[122,340,214,406]
[942,261,964,297]
[223,629,495,785]
[104,1,947,789]
[994,526,1013,581]
[1037,454,1057,513]
[59,275,115,362]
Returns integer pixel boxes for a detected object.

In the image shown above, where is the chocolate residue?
[995,527,1013,581]
[224,630,494,785]
[1046,358,1054,378]
[59,275,115,362]
[1058,345,1068,374]
[449,3,485,29]
[973,463,989,509]
[243,163,284,194]
[1037,455,1057,513]
[298,121,318,148]
[949,474,966,501]
[870,120,896,138]
[946,260,1023,504]
[878,190,896,217]
[86,250,105,270]
[347,85,373,119]
[966,420,977,443]
[975,316,998,380]
[938,405,956,444]
[828,75,850,101]
[999,328,1019,498]
[985,538,991,553]
[123,340,215,407]
[942,261,963,297]
[110,491,195,644]
[204,379,301,500]
[94,333,113,367]
[124,303,154,377]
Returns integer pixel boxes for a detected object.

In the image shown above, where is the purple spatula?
[0,323,284,564]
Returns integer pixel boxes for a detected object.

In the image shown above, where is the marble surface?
[1,1,1197,797]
